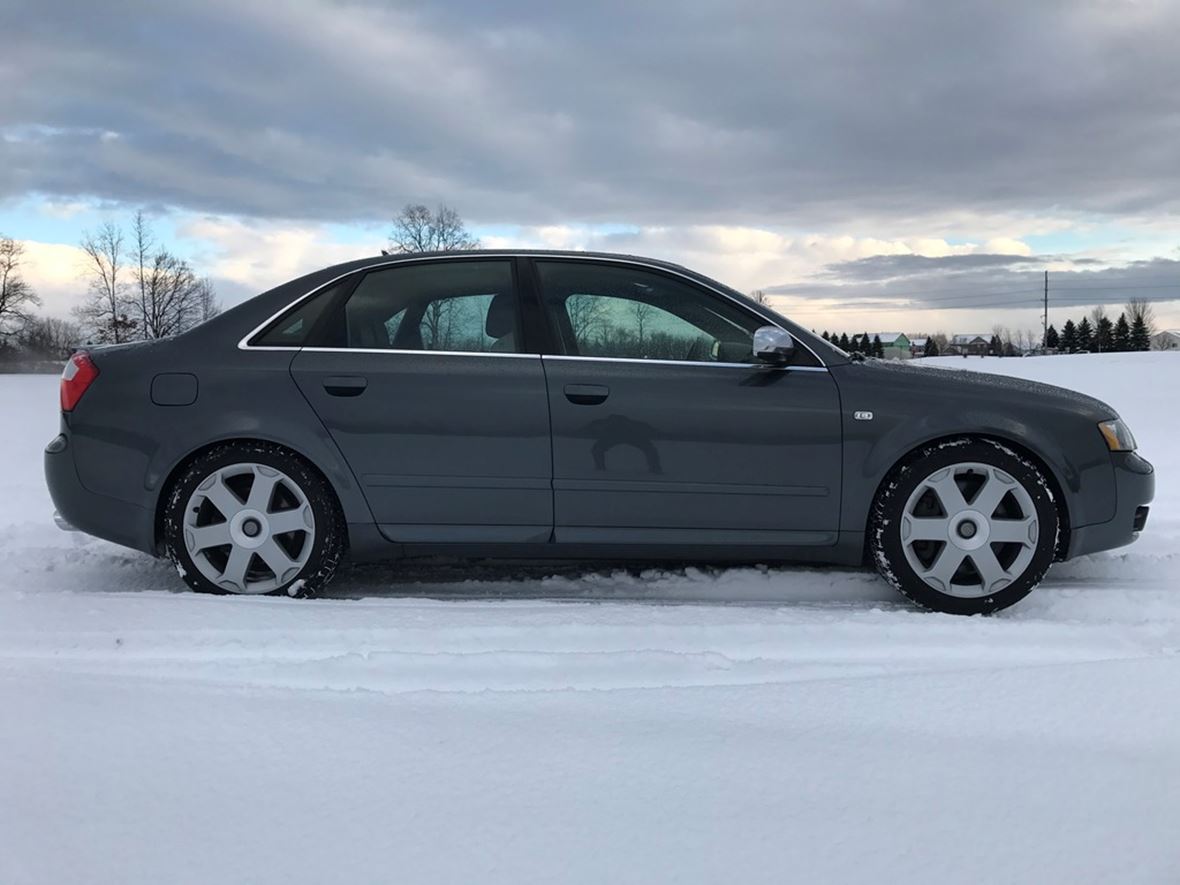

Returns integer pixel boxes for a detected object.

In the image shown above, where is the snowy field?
[1,353,1178,884]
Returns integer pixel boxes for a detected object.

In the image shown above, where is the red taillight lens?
[61,351,99,412]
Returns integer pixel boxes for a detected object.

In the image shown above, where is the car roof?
[331,249,701,275]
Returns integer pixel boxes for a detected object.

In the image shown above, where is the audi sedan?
[45,251,1154,614]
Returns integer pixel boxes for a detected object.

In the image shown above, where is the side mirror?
[753,325,796,365]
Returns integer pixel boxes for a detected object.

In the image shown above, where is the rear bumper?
[44,433,157,555]
[1067,451,1155,559]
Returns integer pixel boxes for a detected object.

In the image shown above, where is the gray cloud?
[3,0,1180,228]
[772,252,1180,314]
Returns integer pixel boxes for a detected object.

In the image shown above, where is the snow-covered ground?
[1,354,1178,884]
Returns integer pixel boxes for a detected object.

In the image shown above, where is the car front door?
[289,258,552,543]
[533,258,843,547]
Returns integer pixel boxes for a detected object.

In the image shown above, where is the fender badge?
[854,411,874,421]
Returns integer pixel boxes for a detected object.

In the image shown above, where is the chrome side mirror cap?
[753,325,796,365]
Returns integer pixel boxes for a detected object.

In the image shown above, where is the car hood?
[846,358,1119,420]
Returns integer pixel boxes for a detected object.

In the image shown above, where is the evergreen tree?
[1061,319,1077,353]
[838,332,850,349]
[821,330,830,341]
[1094,315,1114,352]
[872,335,884,358]
[1130,314,1151,351]
[1045,324,1059,350]
[924,337,939,357]
[1113,313,1131,352]
[1077,316,1093,351]
[988,334,1002,356]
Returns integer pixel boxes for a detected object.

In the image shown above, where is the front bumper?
[1067,451,1155,559]
[45,433,157,554]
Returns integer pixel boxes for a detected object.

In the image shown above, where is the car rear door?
[289,257,553,543]
[532,258,843,547]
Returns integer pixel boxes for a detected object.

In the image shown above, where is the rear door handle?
[323,375,368,397]
[564,383,609,405]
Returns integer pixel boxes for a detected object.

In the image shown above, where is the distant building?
[1151,330,1180,351]
[908,336,928,357]
[867,332,912,360]
[947,334,989,356]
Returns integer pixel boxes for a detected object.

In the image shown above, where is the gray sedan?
[45,251,1154,613]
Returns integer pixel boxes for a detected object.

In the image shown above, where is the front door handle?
[564,383,609,406]
[323,375,368,397]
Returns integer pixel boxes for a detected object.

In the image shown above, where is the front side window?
[317,260,520,353]
[536,261,766,363]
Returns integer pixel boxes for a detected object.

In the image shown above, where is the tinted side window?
[320,260,519,353]
[536,261,765,363]
[250,279,348,347]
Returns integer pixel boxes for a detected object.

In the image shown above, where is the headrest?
[485,292,515,338]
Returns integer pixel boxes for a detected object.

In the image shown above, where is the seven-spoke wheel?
[871,439,1058,614]
[164,443,343,596]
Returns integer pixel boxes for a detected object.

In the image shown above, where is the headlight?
[1098,419,1137,452]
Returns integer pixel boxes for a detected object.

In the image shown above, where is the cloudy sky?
[3,0,1180,335]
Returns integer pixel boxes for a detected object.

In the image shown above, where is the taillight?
[61,351,99,412]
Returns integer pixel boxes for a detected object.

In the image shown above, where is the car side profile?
[45,251,1154,614]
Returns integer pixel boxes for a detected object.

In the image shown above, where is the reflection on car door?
[290,258,553,543]
[534,259,843,546]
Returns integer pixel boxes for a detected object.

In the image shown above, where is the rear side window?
[318,260,520,353]
[250,279,348,347]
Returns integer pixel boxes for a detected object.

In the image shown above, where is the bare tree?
[18,315,83,360]
[631,301,655,351]
[195,277,220,323]
[566,294,608,343]
[749,289,770,306]
[78,213,218,342]
[388,204,480,254]
[77,221,134,343]
[131,211,213,339]
[420,298,457,349]
[1125,298,1156,337]
[0,235,41,337]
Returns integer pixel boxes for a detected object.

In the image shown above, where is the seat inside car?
[485,291,516,352]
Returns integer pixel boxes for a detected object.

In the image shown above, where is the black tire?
[162,442,344,597]
[869,438,1060,615]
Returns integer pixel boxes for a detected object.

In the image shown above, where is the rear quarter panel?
[68,337,376,550]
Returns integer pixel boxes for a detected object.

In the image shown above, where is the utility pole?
[1042,270,1049,349]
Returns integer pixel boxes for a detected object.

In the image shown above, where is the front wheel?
[870,438,1060,615]
[163,443,344,596]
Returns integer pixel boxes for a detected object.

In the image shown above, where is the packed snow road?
[2,354,1178,884]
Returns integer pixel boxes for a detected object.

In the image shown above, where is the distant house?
[947,334,989,356]
[867,332,912,360]
[1151,330,1180,351]
[909,336,928,357]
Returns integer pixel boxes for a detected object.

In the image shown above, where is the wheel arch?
[153,436,351,554]
[867,432,1072,561]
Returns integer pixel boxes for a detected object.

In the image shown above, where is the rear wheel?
[163,443,344,596]
[870,438,1059,614]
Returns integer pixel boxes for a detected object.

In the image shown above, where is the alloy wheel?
[899,461,1039,598]
[182,463,316,594]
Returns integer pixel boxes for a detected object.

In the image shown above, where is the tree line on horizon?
[818,298,1158,358]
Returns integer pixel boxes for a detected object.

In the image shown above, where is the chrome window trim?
[543,354,829,372]
[299,347,539,359]
[236,252,829,367]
